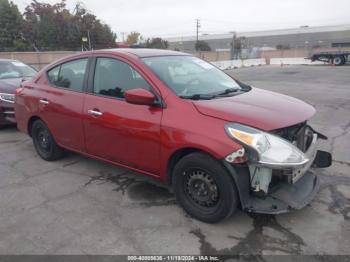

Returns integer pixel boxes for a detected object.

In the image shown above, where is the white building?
[166,24,350,52]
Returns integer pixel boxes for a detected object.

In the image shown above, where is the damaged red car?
[15,49,332,223]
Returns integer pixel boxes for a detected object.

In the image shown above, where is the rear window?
[47,59,88,92]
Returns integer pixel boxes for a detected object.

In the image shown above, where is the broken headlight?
[225,123,309,168]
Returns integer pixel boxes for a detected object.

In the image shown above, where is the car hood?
[193,87,316,131]
[0,78,23,94]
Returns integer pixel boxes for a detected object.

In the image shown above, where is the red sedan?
[15,49,332,222]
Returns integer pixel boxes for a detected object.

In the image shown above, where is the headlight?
[225,123,309,168]
[0,93,15,103]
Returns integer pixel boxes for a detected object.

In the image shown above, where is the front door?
[83,57,162,176]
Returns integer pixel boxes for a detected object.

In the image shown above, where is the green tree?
[73,2,116,50]
[195,40,211,51]
[23,0,116,51]
[23,1,73,50]
[0,0,116,51]
[0,0,29,51]
[145,37,168,49]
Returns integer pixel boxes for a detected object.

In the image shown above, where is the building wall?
[191,47,350,62]
[168,26,350,53]
[0,51,77,70]
[192,51,231,61]
[171,38,232,52]
[245,31,350,49]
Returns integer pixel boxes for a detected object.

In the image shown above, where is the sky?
[14,0,350,40]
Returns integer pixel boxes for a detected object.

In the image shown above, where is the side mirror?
[124,88,156,106]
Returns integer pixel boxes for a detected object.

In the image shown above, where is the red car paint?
[15,49,315,182]
[194,88,316,131]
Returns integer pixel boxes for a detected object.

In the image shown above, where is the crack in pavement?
[0,139,23,144]
[341,121,350,132]
[61,159,81,167]
[84,170,176,207]
[328,120,350,155]
[318,174,350,220]
[84,170,136,194]
[190,173,350,256]
[191,214,305,257]
[333,159,350,167]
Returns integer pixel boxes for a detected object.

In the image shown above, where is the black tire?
[173,152,238,223]
[332,56,345,66]
[31,119,64,161]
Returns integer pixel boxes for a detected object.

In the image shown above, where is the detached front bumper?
[223,149,332,215]
[245,170,320,214]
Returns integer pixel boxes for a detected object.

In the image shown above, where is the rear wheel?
[31,119,64,161]
[173,152,238,223]
[332,56,345,66]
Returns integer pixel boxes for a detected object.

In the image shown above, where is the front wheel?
[31,119,65,161]
[173,152,238,223]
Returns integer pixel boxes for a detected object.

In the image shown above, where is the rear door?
[40,58,89,151]
[83,56,163,176]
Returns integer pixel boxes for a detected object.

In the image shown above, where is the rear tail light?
[15,87,24,96]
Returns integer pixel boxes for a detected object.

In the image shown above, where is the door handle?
[88,109,103,117]
[39,99,49,105]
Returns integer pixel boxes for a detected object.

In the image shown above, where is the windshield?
[142,56,241,98]
[0,61,37,80]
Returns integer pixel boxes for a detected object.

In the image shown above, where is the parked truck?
[308,51,350,66]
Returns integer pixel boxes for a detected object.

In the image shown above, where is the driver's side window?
[93,57,150,99]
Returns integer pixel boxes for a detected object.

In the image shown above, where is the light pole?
[82,37,88,51]
[230,31,236,60]
[195,19,201,51]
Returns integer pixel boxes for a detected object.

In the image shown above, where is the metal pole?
[122,32,125,42]
[196,19,200,42]
[196,19,200,51]
[230,32,236,60]
[88,30,92,50]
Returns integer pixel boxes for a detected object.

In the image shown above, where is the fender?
[221,161,251,209]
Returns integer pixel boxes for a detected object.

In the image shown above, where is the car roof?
[98,48,190,58]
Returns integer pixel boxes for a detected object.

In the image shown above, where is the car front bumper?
[244,170,320,214]
[223,149,331,215]
[0,101,16,125]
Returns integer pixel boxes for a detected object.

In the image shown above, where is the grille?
[0,106,15,121]
[272,122,314,152]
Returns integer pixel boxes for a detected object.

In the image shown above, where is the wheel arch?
[27,115,43,137]
[166,147,216,185]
